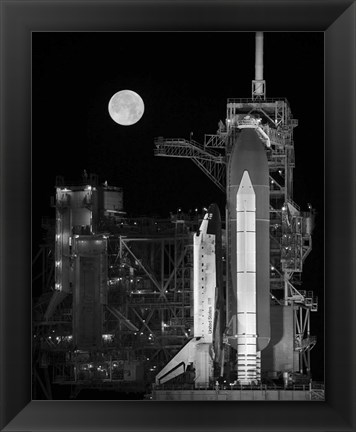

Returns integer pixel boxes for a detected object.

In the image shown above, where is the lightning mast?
[252,31,266,100]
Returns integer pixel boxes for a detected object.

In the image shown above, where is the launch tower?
[153,32,318,398]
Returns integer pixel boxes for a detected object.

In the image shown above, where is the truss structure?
[154,97,318,377]
[32,215,200,398]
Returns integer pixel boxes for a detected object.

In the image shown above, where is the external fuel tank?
[226,127,270,384]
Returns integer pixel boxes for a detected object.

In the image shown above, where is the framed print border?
[1,1,355,431]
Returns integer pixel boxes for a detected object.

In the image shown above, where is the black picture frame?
[1,1,355,431]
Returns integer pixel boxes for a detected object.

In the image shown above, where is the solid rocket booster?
[155,204,223,387]
[227,127,270,384]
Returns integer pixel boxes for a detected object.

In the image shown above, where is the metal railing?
[227,97,289,105]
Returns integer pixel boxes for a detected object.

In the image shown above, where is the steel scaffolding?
[32,212,204,398]
[154,96,318,379]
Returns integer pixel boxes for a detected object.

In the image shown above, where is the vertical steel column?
[255,32,264,82]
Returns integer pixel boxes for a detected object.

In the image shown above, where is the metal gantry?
[106,227,194,362]
[154,138,226,192]
[154,96,318,378]
[32,214,202,398]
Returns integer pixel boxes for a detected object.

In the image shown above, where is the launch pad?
[151,386,323,401]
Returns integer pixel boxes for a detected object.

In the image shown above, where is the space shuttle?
[155,127,271,388]
[155,203,224,388]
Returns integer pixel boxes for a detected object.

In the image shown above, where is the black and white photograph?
[32,31,324,401]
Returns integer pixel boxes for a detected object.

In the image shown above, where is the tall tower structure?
[154,32,318,388]
[53,174,108,350]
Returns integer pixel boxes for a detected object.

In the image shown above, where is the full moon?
[108,90,144,126]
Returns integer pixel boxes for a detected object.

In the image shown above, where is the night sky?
[32,32,324,380]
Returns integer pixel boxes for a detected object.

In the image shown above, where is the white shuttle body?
[155,204,222,388]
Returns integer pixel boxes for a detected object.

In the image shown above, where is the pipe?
[255,32,264,82]
[257,126,271,148]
